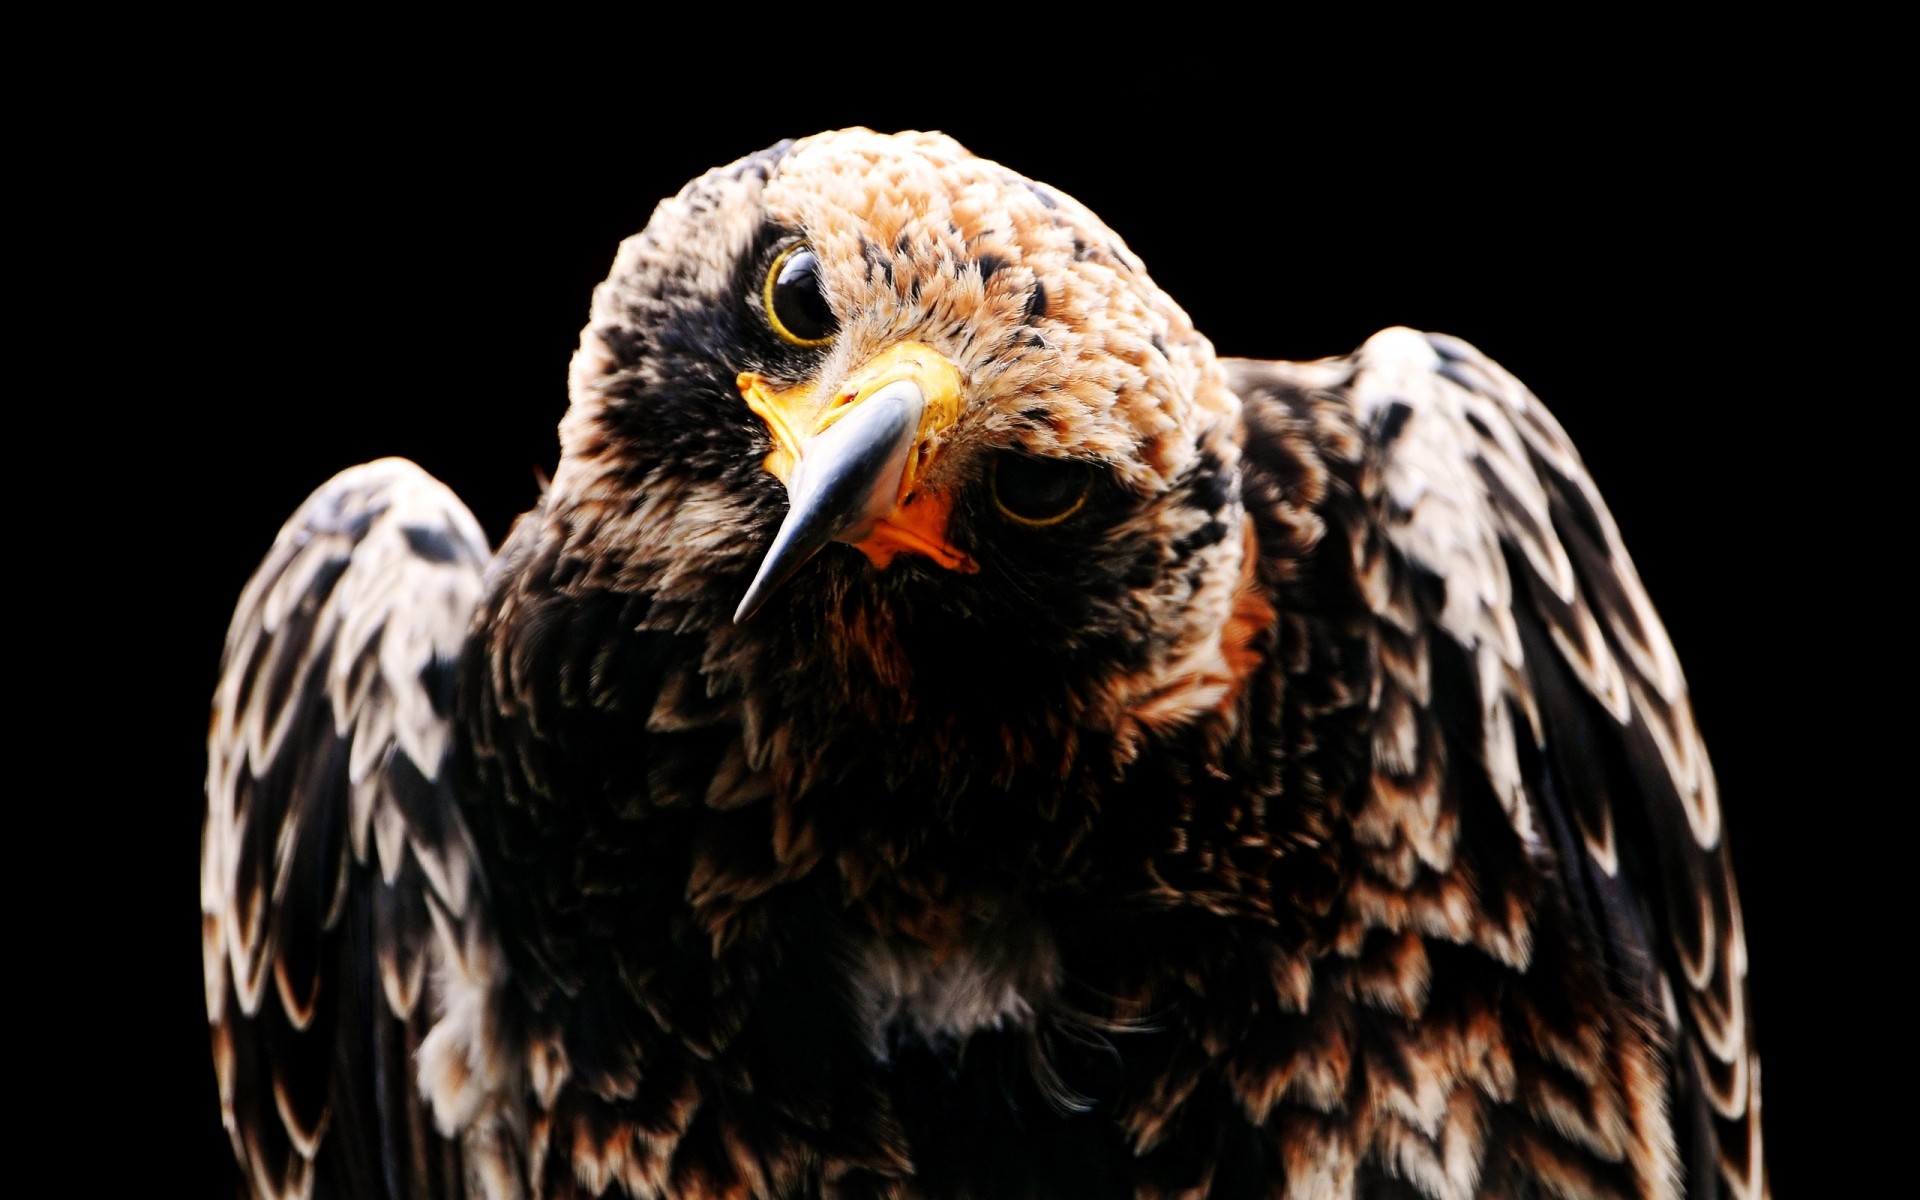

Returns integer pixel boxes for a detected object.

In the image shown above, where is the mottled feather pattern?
[205,460,494,1199]
[1226,331,1761,1199]
[206,131,1766,1199]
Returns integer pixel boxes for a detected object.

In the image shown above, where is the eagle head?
[550,129,1255,793]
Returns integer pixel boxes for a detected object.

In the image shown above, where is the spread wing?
[203,459,493,1200]
[1227,329,1764,1200]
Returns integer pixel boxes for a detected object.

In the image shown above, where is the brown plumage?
[203,129,1765,1199]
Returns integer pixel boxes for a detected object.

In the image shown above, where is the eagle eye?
[991,454,1093,527]
[763,244,837,347]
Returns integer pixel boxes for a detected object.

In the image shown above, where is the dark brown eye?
[991,455,1093,527]
[763,244,837,346]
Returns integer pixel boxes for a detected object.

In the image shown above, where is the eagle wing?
[1227,329,1763,1200]
[203,459,494,1200]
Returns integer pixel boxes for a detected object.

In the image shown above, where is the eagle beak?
[735,342,979,622]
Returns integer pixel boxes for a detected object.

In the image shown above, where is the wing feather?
[1228,329,1765,1199]
[204,459,492,1199]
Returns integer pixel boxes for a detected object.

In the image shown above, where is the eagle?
[202,129,1765,1200]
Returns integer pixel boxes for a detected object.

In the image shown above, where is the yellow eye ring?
[762,243,837,347]
[991,455,1092,527]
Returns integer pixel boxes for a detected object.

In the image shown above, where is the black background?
[81,44,1861,1197]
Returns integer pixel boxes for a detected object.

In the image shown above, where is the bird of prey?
[203,129,1765,1200]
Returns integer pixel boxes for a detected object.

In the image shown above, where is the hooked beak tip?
[733,382,925,621]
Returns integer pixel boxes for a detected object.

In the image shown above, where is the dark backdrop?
[108,64,1844,1196]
